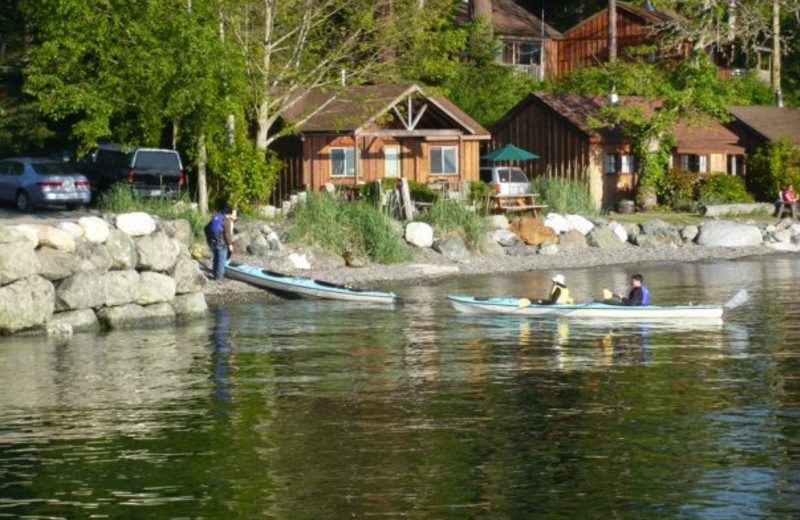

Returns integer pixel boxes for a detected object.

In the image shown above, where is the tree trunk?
[197,132,209,214]
[473,0,492,21]
[608,0,617,63]
[771,0,781,93]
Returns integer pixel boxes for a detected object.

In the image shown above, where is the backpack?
[204,213,225,243]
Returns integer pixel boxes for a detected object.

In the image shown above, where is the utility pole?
[608,0,617,63]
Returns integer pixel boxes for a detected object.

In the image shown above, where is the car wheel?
[15,191,31,212]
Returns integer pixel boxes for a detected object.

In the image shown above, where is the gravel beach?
[202,243,780,304]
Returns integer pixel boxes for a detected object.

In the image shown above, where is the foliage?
[660,169,754,210]
[206,141,282,212]
[660,169,702,209]
[286,191,411,264]
[407,181,440,204]
[745,138,800,200]
[529,176,598,215]
[696,173,754,204]
[419,199,487,252]
[469,180,492,213]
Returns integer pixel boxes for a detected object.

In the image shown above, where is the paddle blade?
[724,289,749,309]
[602,289,613,300]
[518,298,531,308]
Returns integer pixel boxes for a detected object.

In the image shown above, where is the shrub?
[660,169,701,210]
[746,139,800,201]
[529,176,598,215]
[419,199,488,252]
[207,141,282,212]
[407,180,439,203]
[696,173,754,204]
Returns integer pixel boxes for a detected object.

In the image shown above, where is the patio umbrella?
[481,143,540,162]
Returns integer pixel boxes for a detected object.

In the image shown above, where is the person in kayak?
[620,273,650,306]
[539,274,574,304]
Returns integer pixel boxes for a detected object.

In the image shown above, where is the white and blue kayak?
[447,295,724,319]
[225,262,399,304]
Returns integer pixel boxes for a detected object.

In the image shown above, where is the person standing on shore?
[205,205,236,280]
[778,184,798,220]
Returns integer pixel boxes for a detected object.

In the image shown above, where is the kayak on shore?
[446,295,725,319]
[225,261,400,304]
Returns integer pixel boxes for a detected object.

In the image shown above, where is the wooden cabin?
[490,92,745,209]
[557,1,687,77]
[456,0,563,80]
[727,106,800,154]
[269,84,490,202]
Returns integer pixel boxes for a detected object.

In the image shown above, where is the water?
[1,256,799,519]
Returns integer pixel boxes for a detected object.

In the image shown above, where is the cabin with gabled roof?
[269,83,490,203]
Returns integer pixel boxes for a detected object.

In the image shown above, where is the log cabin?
[269,84,490,203]
[489,92,745,209]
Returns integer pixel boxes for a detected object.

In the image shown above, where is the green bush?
[529,176,598,215]
[286,191,412,264]
[696,173,754,204]
[419,199,487,252]
[660,169,701,210]
[746,139,800,201]
[207,141,282,212]
[407,180,439,203]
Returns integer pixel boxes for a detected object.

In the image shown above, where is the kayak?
[224,262,399,304]
[447,295,724,319]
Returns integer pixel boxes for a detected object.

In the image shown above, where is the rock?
[96,303,176,330]
[102,270,140,306]
[343,251,368,268]
[506,242,537,257]
[432,235,471,262]
[171,292,208,319]
[74,240,113,272]
[264,253,297,272]
[701,203,774,217]
[158,219,192,246]
[247,244,272,257]
[489,229,518,247]
[479,235,506,257]
[47,309,101,333]
[0,276,55,333]
[681,225,699,243]
[0,225,39,248]
[79,216,110,243]
[137,272,176,305]
[287,253,311,270]
[640,218,671,236]
[266,231,283,251]
[115,212,156,236]
[135,231,179,272]
[105,229,139,270]
[485,215,510,230]
[405,222,434,248]
[232,233,251,255]
[565,214,595,235]
[607,221,628,243]
[55,221,84,239]
[36,247,81,281]
[772,229,793,244]
[770,242,800,252]
[543,213,570,234]
[696,220,763,247]
[0,243,41,286]
[31,225,76,252]
[512,217,558,246]
[310,248,347,269]
[633,234,677,248]
[623,222,641,237]
[586,227,625,250]
[788,223,800,237]
[558,230,588,250]
[538,243,560,255]
[260,205,279,218]
[55,271,107,311]
[172,257,207,294]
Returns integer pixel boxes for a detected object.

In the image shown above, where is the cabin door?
[384,146,400,178]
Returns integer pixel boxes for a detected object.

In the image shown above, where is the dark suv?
[75,144,184,198]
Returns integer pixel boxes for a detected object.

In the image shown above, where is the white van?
[479,166,531,195]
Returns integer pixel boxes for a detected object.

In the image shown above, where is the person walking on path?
[205,206,236,280]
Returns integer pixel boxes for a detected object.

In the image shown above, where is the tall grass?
[529,177,598,215]
[420,199,488,252]
[286,191,412,264]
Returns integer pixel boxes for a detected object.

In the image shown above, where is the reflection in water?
[0,255,799,518]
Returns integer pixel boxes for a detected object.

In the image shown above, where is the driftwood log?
[700,203,775,217]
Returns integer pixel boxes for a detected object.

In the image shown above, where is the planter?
[617,200,635,214]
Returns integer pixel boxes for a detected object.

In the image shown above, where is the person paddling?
[619,273,650,306]
[538,274,574,304]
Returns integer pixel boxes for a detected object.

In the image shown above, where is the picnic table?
[488,193,548,217]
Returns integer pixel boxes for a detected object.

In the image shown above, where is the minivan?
[479,166,531,195]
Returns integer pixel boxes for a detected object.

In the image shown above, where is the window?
[605,153,635,174]
[679,154,709,173]
[430,146,457,175]
[620,155,635,173]
[384,146,400,177]
[518,42,541,66]
[728,155,744,176]
[604,153,617,174]
[331,147,355,177]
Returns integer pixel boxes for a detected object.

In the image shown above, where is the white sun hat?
[552,274,565,285]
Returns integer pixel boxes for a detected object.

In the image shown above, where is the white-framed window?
[620,154,634,173]
[331,147,355,177]
[604,153,634,174]
[384,146,400,178]
[604,153,617,174]
[679,154,709,173]
[430,146,457,175]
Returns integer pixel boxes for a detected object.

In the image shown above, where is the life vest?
[204,213,225,242]
[550,284,574,304]
[640,285,651,306]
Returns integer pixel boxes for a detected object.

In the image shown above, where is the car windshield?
[135,151,180,169]
[33,162,78,176]
[508,167,529,183]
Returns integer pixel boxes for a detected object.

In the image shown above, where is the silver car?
[0,157,92,212]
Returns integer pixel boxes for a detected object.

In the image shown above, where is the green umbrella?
[481,143,540,162]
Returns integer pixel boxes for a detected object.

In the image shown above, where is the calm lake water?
[1,255,799,519]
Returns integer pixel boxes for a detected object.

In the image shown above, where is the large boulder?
[172,257,208,294]
[96,303,176,330]
[137,272,177,305]
[512,217,558,246]
[171,292,208,320]
[36,247,81,281]
[105,228,138,270]
[484,215,510,231]
[489,229,518,247]
[0,243,41,285]
[115,212,156,236]
[79,216,110,243]
[405,222,434,248]
[432,235,471,262]
[47,309,101,333]
[55,271,106,311]
[558,229,588,250]
[135,231,179,271]
[74,240,113,272]
[0,276,55,333]
[103,270,140,307]
[479,235,506,257]
[543,213,570,234]
[680,225,699,243]
[696,220,763,247]
[158,219,192,246]
[565,214,595,235]
[0,225,38,248]
[587,227,626,250]
[607,221,628,243]
[55,221,84,239]
[30,224,76,252]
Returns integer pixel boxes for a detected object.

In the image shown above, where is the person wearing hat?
[538,274,574,304]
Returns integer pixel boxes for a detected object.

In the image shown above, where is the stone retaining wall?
[0,212,208,336]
